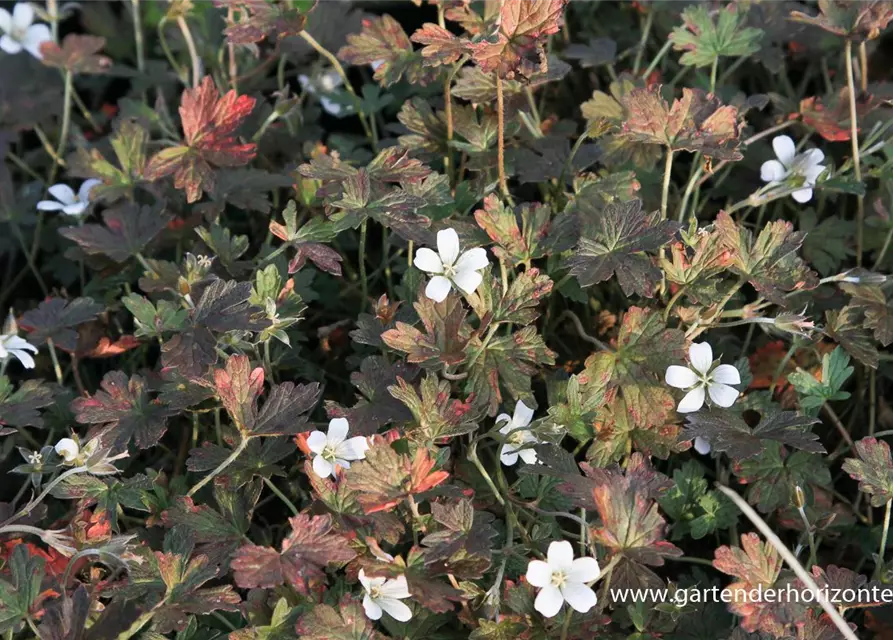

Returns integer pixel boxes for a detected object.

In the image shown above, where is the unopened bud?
[794,485,806,509]
[774,312,815,338]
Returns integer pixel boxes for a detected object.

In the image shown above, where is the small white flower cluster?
[665,342,742,455]
[0,3,51,59]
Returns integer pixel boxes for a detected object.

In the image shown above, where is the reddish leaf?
[145,77,257,203]
[468,0,568,79]
[40,35,111,74]
[71,371,174,451]
[222,0,316,44]
[344,442,449,514]
[339,15,433,87]
[411,23,468,66]
[798,95,851,142]
[213,355,264,432]
[381,294,471,368]
[790,0,893,40]
[842,437,893,507]
[713,533,785,635]
[231,514,356,592]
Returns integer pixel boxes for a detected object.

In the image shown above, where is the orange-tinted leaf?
[798,95,851,141]
[145,77,257,203]
[842,437,893,507]
[412,23,468,66]
[790,0,893,40]
[40,35,111,74]
[713,533,784,635]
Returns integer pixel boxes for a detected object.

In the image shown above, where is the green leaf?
[297,598,387,640]
[545,353,612,442]
[563,199,680,297]
[389,374,482,441]
[0,377,54,431]
[840,283,893,347]
[670,4,762,68]
[789,346,853,414]
[800,211,853,276]
[473,195,550,267]
[824,305,879,369]
[0,546,47,633]
[842,437,893,507]
[735,442,831,512]
[122,294,189,339]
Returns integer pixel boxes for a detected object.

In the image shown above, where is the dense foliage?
[1,0,893,638]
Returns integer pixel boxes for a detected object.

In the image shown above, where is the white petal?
[534,584,564,618]
[791,187,813,203]
[454,247,489,272]
[3,336,36,353]
[711,364,740,385]
[547,540,574,572]
[78,179,102,202]
[305,430,328,454]
[62,202,88,216]
[48,184,77,205]
[22,23,50,58]
[496,413,512,432]
[760,159,787,183]
[12,3,34,30]
[665,365,698,389]
[297,75,311,91]
[499,445,519,466]
[708,382,739,408]
[566,557,601,584]
[377,597,412,622]
[55,438,79,462]
[380,575,411,599]
[437,228,460,266]
[425,275,452,302]
[320,96,343,116]
[772,135,796,166]
[677,385,706,413]
[0,34,22,54]
[320,70,343,91]
[525,559,553,587]
[451,268,482,294]
[11,349,35,369]
[694,436,711,455]
[0,9,11,33]
[803,163,826,184]
[336,436,369,461]
[362,595,383,620]
[518,447,538,465]
[413,247,443,274]
[513,401,534,428]
[36,200,66,211]
[312,454,334,478]
[358,569,372,591]
[561,582,597,613]
[688,342,713,374]
[327,417,350,445]
[805,148,825,165]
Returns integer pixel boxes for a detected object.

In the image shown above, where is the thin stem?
[643,39,673,78]
[299,30,372,138]
[187,437,249,497]
[660,149,675,220]
[716,484,859,640]
[177,16,201,87]
[467,441,504,507]
[822,403,854,448]
[2,466,89,528]
[879,500,892,579]
[632,9,654,76]
[859,41,869,93]
[709,57,718,93]
[559,608,573,640]
[227,6,238,90]
[359,219,369,308]
[437,5,454,180]
[263,477,298,516]
[845,40,864,267]
[496,73,512,204]
[49,70,72,184]
[46,338,64,385]
[131,0,145,76]
[158,17,188,85]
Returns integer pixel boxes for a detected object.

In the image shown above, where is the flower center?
[369,585,382,599]
[321,445,338,463]
[10,26,26,41]
[507,430,527,446]
[551,571,567,588]
[442,263,457,278]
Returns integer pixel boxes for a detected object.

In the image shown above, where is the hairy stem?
[176,16,201,87]
[359,219,369,308]
[187,437,249,497]
[496,73,511,204]
[717,484,859,640]
[660,149,674,220]
[263,477,298,516]
[3,466,89,528]
[632,9,654,76]
[46,338,64,386]
[845,40,864,266]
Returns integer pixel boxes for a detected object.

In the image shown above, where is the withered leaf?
[40,35,111,74]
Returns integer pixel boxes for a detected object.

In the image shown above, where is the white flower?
[0,3,51,58]
[760,135,826,204]
[306,418,369,478]
[526,541,600,618]
[37,180,101,216]
[358,569,413,622]
[54,438,79,463]
[665,342,741,413]
[498,400,539,466]
[693,436,711,455]
[0,333,38,369]
[414,228,489,302]
[298,70,345,116]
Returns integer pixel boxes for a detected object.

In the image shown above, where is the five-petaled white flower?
[0,333,37,369]
[359,569,413,622]
[306,417,369,478]
[298,70,345,116]
[37,180,102,216]
[526,540,601,618]
[414,228,489,302]
[665,342,741,413]
[0,3,51,59]
[54,438,79,463]
[760,135,826,204]
[498,400,540,466]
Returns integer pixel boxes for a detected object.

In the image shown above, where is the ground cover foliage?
[2,0,893,638]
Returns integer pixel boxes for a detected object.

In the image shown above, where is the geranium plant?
[0,1,892,639]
